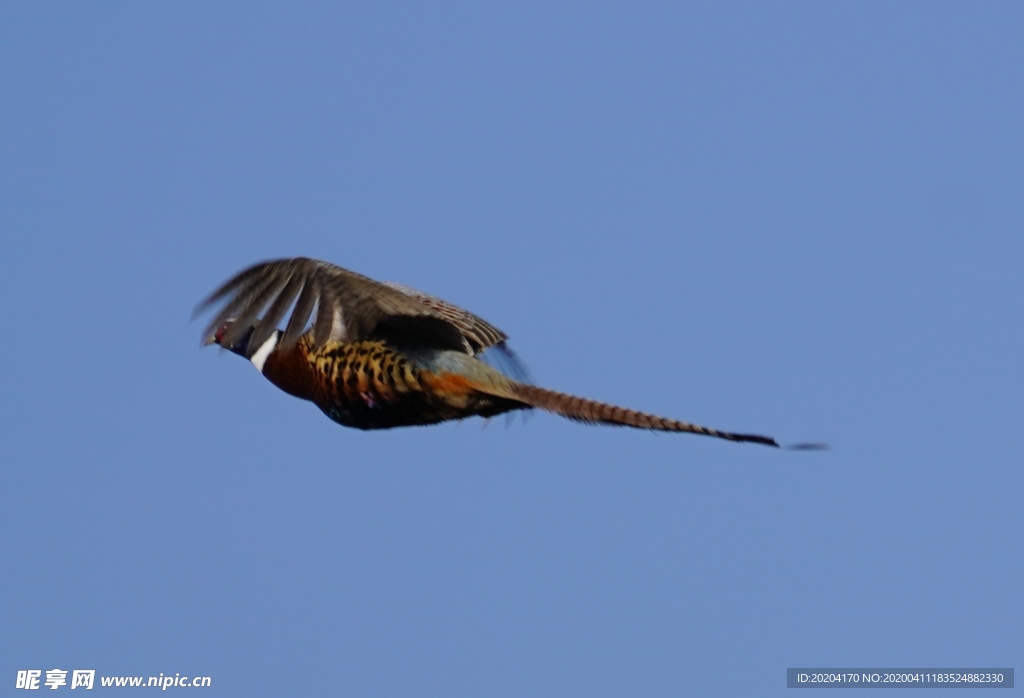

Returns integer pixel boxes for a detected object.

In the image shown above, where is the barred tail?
[508,383,779,447]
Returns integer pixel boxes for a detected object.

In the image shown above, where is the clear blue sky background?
[1,3,1021,696]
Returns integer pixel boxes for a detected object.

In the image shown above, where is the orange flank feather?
[418,372,478,397]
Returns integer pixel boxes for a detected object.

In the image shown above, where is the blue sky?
[1,3,1021,695]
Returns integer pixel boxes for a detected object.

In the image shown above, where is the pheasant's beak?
[204,334,218,346]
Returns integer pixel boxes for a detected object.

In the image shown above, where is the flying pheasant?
[197,257,779,446]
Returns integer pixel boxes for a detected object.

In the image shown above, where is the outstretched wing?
[382,280,530,382]
[195,257,511,357]
[379,280,509,350]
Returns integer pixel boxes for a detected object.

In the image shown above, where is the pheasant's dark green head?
[207,319,282,373]
[206,320,257,357]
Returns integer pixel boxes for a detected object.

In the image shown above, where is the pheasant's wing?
[382,280,529,381]
[196,257,511,356]
[380,281,508,352]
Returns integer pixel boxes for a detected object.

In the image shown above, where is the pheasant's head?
[206,319,281,373]
[206,319,255,355]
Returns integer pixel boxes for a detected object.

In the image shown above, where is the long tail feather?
[508,383,779,447]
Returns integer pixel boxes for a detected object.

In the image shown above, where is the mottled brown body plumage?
[263,336,527,430]
[198,257,781,447]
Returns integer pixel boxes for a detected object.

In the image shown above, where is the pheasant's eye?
[214,322,233,344]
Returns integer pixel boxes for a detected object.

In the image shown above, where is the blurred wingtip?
[482,342,532,384]
[190,300,208,321]
[783,442,830,451]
